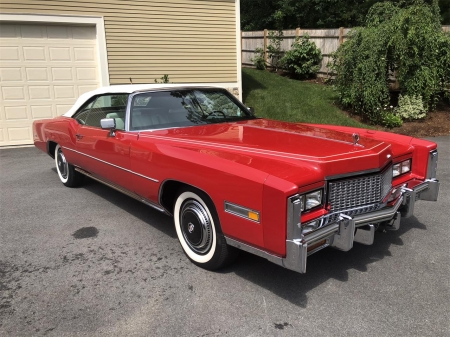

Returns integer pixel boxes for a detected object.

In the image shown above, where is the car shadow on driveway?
[219,216,426,308]
[57,170,428,309]
[62,173,177,239]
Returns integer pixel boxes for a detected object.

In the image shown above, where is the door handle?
[75,133,84,140]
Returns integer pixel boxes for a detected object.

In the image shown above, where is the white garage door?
[0,23,100,146]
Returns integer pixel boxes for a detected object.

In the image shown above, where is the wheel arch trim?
[159,179,217,217]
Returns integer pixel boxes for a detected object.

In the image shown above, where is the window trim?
[72,93,129,128]
[125,88,254,132]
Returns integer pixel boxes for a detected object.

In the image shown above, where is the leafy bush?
[154,74,170,83]
[394,94,426,120]
[382,111,403,128]
[281,35,322,79]
[331,0,450,123]
[251,47,266,70]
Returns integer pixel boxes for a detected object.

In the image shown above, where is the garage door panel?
[56,104,72,116]
[0,23,100,146]
[4,106,29,120]
[2,86,26,100]
[54,85,76,99]
[31,105,53,119]
[52,67,73,81]
[1,67,23,81]
[0,47,20,61]
[26,68,50,81]
[23,47,47,61]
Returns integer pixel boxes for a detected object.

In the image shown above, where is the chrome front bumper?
[282,178,440,274]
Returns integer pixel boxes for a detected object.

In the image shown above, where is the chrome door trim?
[63,146,159,183]
[74,167,168,214]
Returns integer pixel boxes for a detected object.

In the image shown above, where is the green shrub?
[331,0,450,123]
[154,74,170,83]
[251,47,266,70]
[281,35,322,79]
[382,111,403,128]
[394,94,426,120]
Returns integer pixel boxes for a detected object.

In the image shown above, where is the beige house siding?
[0,0,238,84]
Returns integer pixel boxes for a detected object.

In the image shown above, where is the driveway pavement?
[1,136,449,337]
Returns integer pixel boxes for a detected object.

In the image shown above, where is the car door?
[72,93,137,188]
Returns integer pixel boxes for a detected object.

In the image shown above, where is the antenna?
[129,77,133,84]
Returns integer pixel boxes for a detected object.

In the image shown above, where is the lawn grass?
[242,68,369,128]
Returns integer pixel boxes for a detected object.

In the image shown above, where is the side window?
[74,98,95,125]
[73,94,128,129]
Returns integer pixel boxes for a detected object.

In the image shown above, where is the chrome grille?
[328,168,392,213]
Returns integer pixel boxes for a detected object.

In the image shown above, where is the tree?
[240,0,450,31]
[331,0,450,124]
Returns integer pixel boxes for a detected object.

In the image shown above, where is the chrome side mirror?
[100,118,116,136]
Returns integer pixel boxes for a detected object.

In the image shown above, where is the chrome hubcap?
[57,148,68,179]
[180,199,213,254]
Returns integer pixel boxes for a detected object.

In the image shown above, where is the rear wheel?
[174,187,237,270]
[54,144,84,187]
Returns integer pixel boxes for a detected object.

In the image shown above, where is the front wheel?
[54,144,84,187]
[174,188,237,270]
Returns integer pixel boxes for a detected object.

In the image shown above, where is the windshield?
[129,89,255,131]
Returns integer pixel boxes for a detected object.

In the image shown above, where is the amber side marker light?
[248,211,260,222]
[224,202,260,223]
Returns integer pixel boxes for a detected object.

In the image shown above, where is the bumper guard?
[282,178,439,274]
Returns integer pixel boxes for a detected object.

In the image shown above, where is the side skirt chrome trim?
[63,147,159,183]
[224,236,284,267]
[74,167,169,215]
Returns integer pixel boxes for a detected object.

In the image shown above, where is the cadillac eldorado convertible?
[33,84,440,273]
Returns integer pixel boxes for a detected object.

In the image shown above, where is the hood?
[143,119,400,186]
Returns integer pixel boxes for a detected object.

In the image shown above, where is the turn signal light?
[248,211,259,222]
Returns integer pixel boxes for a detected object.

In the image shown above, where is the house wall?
[0,0,239,85]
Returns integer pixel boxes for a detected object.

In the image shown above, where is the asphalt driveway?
[1,136,449,337]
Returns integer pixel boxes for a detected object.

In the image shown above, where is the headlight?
[393,159,411,177]
[300,189,323,212]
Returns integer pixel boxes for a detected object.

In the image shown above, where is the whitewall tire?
[174,188,237,270]
[54,144,83,187]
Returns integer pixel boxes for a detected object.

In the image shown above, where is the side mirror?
[247,107,255,115]
[100,118,116,136]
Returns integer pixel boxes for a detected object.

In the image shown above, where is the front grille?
[328,167,392,213]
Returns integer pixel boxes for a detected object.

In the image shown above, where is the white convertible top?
[62,83,220,117]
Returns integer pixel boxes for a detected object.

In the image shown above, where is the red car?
[33,85,440,273]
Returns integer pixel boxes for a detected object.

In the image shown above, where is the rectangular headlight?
[305,190,322,210]
[393,163,401,177]
[401,159,411,174]
[299,189,323,212]
[393,159,411,177]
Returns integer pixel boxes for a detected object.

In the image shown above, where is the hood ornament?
[352,133,360,145]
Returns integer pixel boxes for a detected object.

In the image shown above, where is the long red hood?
[141,119,413,187]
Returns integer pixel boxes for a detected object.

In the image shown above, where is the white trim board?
[0,13,110,86]
[235,0,242,101]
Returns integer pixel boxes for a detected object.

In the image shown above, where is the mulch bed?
[387,109,450,138]
[273,70,450,138]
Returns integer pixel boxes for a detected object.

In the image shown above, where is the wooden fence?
[242,26,450,77]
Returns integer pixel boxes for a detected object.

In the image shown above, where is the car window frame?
[72,93,130,129]
[125,88,255,132]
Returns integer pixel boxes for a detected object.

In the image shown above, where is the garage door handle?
[75,134,84,140]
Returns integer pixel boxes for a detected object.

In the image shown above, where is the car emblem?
[352,133,360,145]
[188,223,195,233]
